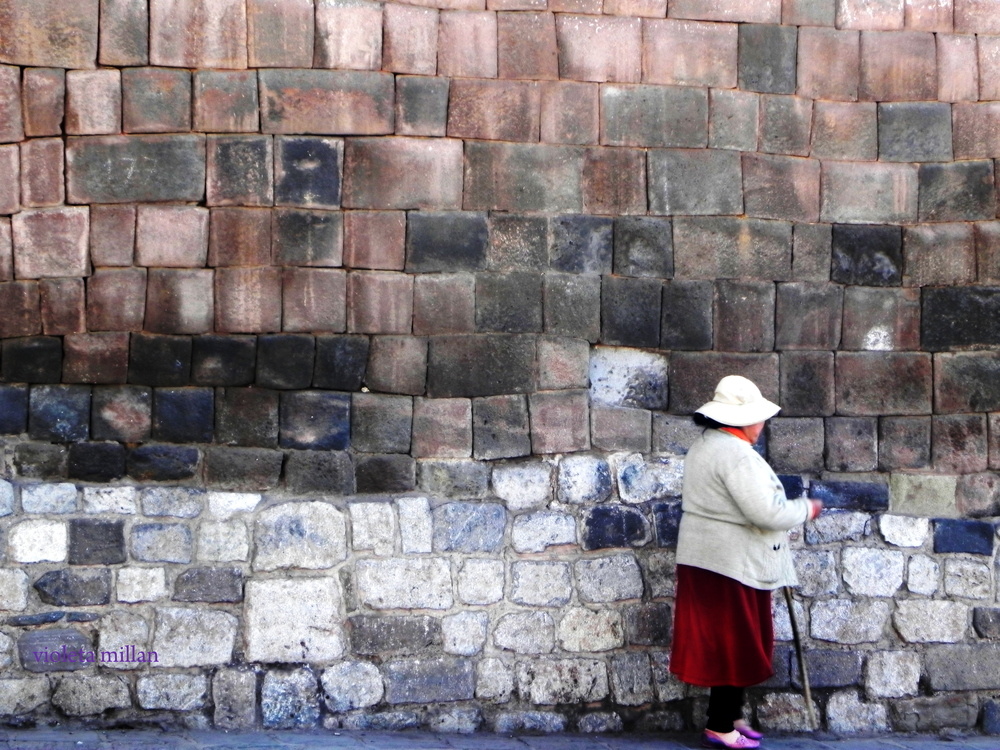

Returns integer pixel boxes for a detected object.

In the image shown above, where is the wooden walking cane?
[782,586,818,730]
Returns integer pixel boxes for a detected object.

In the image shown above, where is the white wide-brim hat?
[695,375,781,427]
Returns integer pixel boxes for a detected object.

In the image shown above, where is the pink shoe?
[701,730,760,749]
[734,720,764,741]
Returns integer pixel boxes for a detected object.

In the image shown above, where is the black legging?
[706,686,745,733]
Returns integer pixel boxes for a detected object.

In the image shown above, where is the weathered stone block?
[582,146,646,216]
[349,615,440,656]
[433,502,505,553]
[543,273,601,342]
[738,23,797,94]
[193,71,259,133]
[321,661,383,712]
[394,75,448,137]
[28,385,90,443]
[262,669,320,729]
[284,451,355,495]
[1,336,61,383]
[831,224,903,287]
[797,27,859,101]
[601,84,706,148]
[497,11,558,81]
[540,81,599,145]
[895,601,970,644]
[860,29,936,101]
[141,487,203,518]
[517,658,609,704]
[206,135,273,207]
[343,210,405,270]
[206,208,270,268]
[555,14,639,83]
[471,394,531,460]
[127,445,199,482]
[205,446,283,492]
[835,352,932,416]
[427,335,535,399]
[411,274,474,336]
[40,278,84,336]
[152,387,213,443]
[811,101,877,160]
[810,599,890,643]
[674,217,792,279]
[612,217,672,279]
[878,102,952,162]
[279,391,350,450]
[216,267,283,334]
[643,19,736,88]
[53,674,131,715]
[137,674,208,711]
[382,3,437,75]
[779,352,835,418]
[346,271,412,335]
[743,153,820,223]
[448,79,539,143]
[215,388,278,448]
[20,138,65,208]
[934,518,995,556]
[87,268,145,332]
[272,209,343,268]
[476,272,543,334]
[21,68,64,139]
[122,67,191,134]
[412,398,472,459]
[149,0,246,68]
[68,442,126,482]
[648,148,742,216]
[406,212,488,273]
[35,568,111,606]
[357,557,452,609]
[173,567,243,603]
[197,520,249,562]
[384,657,475,705]
[919,160,996,222]
[257,334,315,390]
[438,10,497,78]
[65,69,120,135]
[511,513,576,554]
[313,335,368,391]
[464,141,584,213]
[189,335,255,387]
[273,136,341,209]
[355,454,415,492]
[715,280,775,352]
[131,522,193,564]
[250,0,315,67]
[932,414,988,473]
[12,207,89,279]
[822,162,918,224]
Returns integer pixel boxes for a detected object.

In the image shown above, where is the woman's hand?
[807,499,823,521]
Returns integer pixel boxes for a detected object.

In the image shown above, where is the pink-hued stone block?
[550,0,601,12]
[859,30,937,101]
[149,0,247,68]
[193,71,260,133]
[136,205,209,268]
[12,207,90,279]
[498,12,559,80]
[315,0,382,70]
[21,68,65,137]
[0,281,41,338]
[439,11,498,79]
[937,34,979,102]
[956,0,1000,34]
[0,144,20,215]
[490,0,547,8]
[215,266,283,333]
[743,152,820,222]
[556,15,642,83]
[0,0,99,68]
[121,67,192,133]
[953,102,1000,158]
[837,0,905,29]
[979,36,1000,101]
[905,0,954,30]
[282,267,347,332]
[89,204,136,267]
[591,405,652,452]
[343,138,464,210]
[383,4,439,75]
[20,138,65,208]
[99,0,149,66]
[347,271,413,334]
[248,0,314,68]
[642,19,737,88]
[40,277,86,334]
[365,335,427,395]
[87,268,146,331]
[65,69,121,135]
[820,161,918,224]
[343,211,406,270]
[976,222,1000,282]
[145,268,214,334]
[412,398,473,458]
[258,69,394,135]
[668,0,781,22]
[63,332,130,383]
[810,101,877,160]
[448,80,540,142]
[208,208,272,267]
[606,0,666,15]
[412,274,476,334]
[797,28,860,102]
[539,81,599,145]
[529,389,590,454]
[0,66,24,143]
[582,147,646,215]
[0,219,11,281]
[537,336,589,389]
[903,224,976,287]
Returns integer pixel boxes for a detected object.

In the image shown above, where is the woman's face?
[742,421,766,444]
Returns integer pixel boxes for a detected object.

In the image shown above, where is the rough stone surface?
[254,501,347,571]
[246,578,345,663]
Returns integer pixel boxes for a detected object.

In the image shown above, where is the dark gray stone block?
[256,334,315,390]
[973,607,1000,639]
[279,391,350,450]
[395,75,449,136]
[933,519,995,556]
[216,388,279,447]
[759,94,812,155]
[623,602,671,646]
[925,644,1000,691]
[984,699,1000,735]
[647,149,743,216]
[427,335,535,398]
[275,136,341,208]
[129,333,192,387]
[66,134,206,203]
[475,272,543,333]
[351,394,412,454]
[354,454,415,493]
[314,335,368,390]
[284,450,355,495]
[660,280,713,351]
[18,628,92,672]
[348,615,442,655]
[652,501,682,547]
[582,505,651,551]
[418,460,490,497]
[601,84,707,148]
[68,442,126,482]
[68,519,125,565]
[878,102,952,162]
[543,273,601,342]
[34,569,112,606]
[488,214,548,271]
[738,24,797,94]
[204,447,284,491]
[14,443,68,479]
[1,337,62,384]
[9,611,65,626]
[272,209,343,267]
[810,480,889,511]
[472,394,531,460]
[791,648,861,688]
[405,212,489,273]
[173,567,244,603]
[152,387,214,443]
[29,385,91,443]
[127,444,200,481]
[0,384,29,434]
[191,335,257,386]
[831,224,902,287]
[779,351,835,417]
[383,657,474,704]
[432,502,505,553]
[549,215,613,274]
[613,217,673,278]
[209,135,272,205]
[919,160,997,222]
[923,287,1000,351]
[601,276,662,348]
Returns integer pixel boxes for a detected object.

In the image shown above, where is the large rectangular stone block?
[413,274,475,335]
[427,335,536,398]
[63,332,129,383]
[87,268,146,331]
[529,389,590,454]
[879,102,952,163]
[583,146,646,216]
[12,207,89,279]
[540,81,599,145]
[150,0,247,68]
[779,351,835,417]
[918,161,996,222]
[498,12,558,80]
[953,103,1000,158]
[831,224,902,286]
[614,216,673,279]
[601,276,661,348]
[775,282,842,350]
[715,280,775,352]
[811,101,877,160]
[661,279,712,350]
[20,138,64,208]
[250,0,315,68]
[206,135,274,207]
[926,645,1000,691]
[742,153,820,222]
[643,19,737,88]
[648,148,742,216]
[344,137,463,210]
[860,30,936,101]
[668,0,781,22]
[259,69,393,135]
[0,0,98,68]
[67,135,206,204]
[343,211,405,270]
[282,268,347,332]
[669,352,779,413]
[275,136,341,209]
[99,0,148,65]
[708,89,758,152]
[21,68,65,137]
[821,162,918,224]
[550,215,613,274]
[448,80,540,142]
[797,27,859,101]
[193,71,259,133]
[902,224,976,286]
[555,15,641,83]
[738,23,797,94]
[394,75,448,137]
[382,3,438,75]
[464,142,584,213]
[208,208,271,267]
[346,271,413,334]
[836,352,933,415]
[544,273,601,342]
[122,67,191,134]
[934,412,989,475]
[601,84,708,148]
[936,352,1000,413]
[673,217,792,279]
[476,272,543,333]
[439,11,498,78]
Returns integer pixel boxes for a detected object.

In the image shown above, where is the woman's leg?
[705,686,745,733]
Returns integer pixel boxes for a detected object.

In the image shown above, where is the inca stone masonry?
[0,0,999,736]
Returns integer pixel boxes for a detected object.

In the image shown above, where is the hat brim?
[695,398,781,427]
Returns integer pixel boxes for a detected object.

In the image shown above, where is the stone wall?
[0,0,999,736]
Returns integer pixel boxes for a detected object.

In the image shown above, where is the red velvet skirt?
[669,564,774,687]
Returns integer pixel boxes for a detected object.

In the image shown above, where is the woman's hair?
[692,412,729,430]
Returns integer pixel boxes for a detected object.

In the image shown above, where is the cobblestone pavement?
[0,729,996,750]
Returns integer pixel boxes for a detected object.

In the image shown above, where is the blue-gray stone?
[275,136,341,208]
[582,505,651,551]
[432,502,506,553]
[28,385,91,443]
[34,569,111,607]
[0,384,29,434]
[933,519,995,556]
[8,611,65,627]
[922,287,1000,351]
[383,657,475,704]
[279,391,350,450]
[550,215,613,274]
[152,387,214,443]
[652,502,683,547]
[831,224,902,287]
[406,212,488,273]
[810,480,888,511]
[779,475,807,499]
[127,445,200,482]
[261,669,320,729]
[18,628,93,672]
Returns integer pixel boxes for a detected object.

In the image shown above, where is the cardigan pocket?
[744,534,781,585]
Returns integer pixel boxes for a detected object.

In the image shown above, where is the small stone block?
[550,215,614,274]
[365,335,427,396]
[21,68,66,137]
[68,442,127,482]
[68,518,126,565]
[272,209,344,267]
[127,445,200,482]
[208,207,272,267]
[810,480,889,511]
[193,71,260,133]
[351,393,414,454]
[122,67,191,133]
[343,211,406,270]
[250,0,315,67]
[206,447,284,491]
[191,335,256,387]
[20,138,65,208]
[661,280,713,350]
[215,267,283,334]
[279,391,351,450]
[406,212,489,273]
[128,334,192,387]
[314,335,369,390]
[0,384,29,434]
[355,454,416,493]
[29,385,91,443]
[933,519,995,556]
[395,75,449,137]
[2,336,62,384]
[473,394,531,460]
[739,23,797,94]
[918,161,996,222]
[63,333,129,385]
[173,567,244,603]
[529,390,590,454]
[613,217,673,279]
[152,388,214,443]
[92,385,152,442]
[206,135,274,207]
[256,335,316,390]
[412,398,473,458]
[275,136,342,209]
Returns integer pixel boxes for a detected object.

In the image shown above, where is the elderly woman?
[670,376,822,750]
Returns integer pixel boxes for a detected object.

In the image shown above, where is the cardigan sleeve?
[720,449,810,532]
